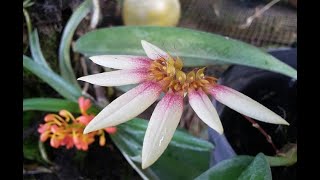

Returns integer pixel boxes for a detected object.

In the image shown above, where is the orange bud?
[105,127,117,134]
[50,137,61,148]
[99,135,106,146]
[78,97,92,115]
[40,132,50,142]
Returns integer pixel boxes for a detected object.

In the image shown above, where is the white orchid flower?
[78,40,289,169]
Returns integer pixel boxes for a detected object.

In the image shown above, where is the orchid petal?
[188,89,223,134]
[77,69,148,87]
[83,82,162,134]
[210,85,289,125]
[90,55,151,69]
[141,40,169,60]
[142,92,183,169]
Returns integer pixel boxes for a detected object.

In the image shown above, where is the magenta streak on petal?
[134,57,153,68]
[122,56,152,70]
[209,85,229,96]
[83,82,162,133]
[142,92,183,168]
[116,69,149,83]
[90,55,152,70]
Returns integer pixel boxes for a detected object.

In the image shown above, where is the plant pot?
[208,48,297,179]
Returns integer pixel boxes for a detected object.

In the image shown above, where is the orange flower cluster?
[38,97,116,151]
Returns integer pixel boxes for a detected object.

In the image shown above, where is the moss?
[38,29,60,73]
[23,68,61,99]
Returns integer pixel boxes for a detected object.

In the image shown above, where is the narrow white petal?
[77,69,148,87]
[141,40,169,60]
[142,92,183,169]
[188,89,224,134]
[90,55,151,69]
[84,82,162,134]
[210,85,289,125]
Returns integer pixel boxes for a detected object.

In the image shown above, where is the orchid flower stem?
[239,0,280,29]
[242,115,279,154]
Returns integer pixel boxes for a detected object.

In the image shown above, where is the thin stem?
[239,0,280,29]
[90,0,101,29]
[38,140,54,165]
[23,8,32,35]
[242,115,279,154]
[23,166,53,175]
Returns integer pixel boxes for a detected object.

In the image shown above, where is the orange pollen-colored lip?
[147,55,218,94]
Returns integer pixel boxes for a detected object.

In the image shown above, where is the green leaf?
[239,153,272,180]
[23,55,81,102]
[195,156,253,180]
[58,0,92,88]
[74,26,297,79]
[38,140,53,164]
[111,118,214,179]
[195,153,272,180]
[23,111,37,129]
[23,137,44,163]
[23,0,34,8]
[266,143,297,167]
[30,29,51,70]
[23,98,80,113]
[23,98,100,114]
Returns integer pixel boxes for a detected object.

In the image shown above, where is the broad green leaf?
[239,153,272,180]
[30,29,51,70]
[58,0,92,88]
[266,143,297,167]
[23,55,81,102]
[196,153,273,180]
[23,98,100,114]
[23,98,80,113]
[111,118,214,180]
[23,111,37,129]
[195,156,253,180]
[74,26,297,79]
[23,137,44,163]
